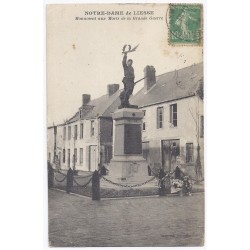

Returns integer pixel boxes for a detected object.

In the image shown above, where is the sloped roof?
[130,62,203,108]
[65,89,121,124]
[85,89,122,119]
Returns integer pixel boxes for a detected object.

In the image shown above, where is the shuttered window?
[170,104,177,127]
[63,149,65,163]
[157,107,163,129]
[74,125,78,140]
[186,143,194,163]
[63,127,66,140]
[80,148,83,165]
[68,126,71,140]
[80,123,83,139]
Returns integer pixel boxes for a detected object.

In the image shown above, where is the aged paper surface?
[47,3,204,247]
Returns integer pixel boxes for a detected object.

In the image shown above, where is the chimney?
[144,66,156,90]
[107,84,120,96]
[82,94,91,105]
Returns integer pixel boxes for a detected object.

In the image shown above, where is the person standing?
[100,165,107,176]
[148,165,152,176]
[182,176,192,196]
[158,168,166,196]
[174,165,182,180]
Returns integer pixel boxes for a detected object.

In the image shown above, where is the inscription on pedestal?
[124,124,142,154]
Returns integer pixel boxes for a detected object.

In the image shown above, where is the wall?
[140,96,204,177]
[47,118,100,172]
[47,127,54,163]
[100,117,113,164]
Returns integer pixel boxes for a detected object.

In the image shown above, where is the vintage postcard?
[47,3,204,247]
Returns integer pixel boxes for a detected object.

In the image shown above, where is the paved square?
[48,189,204,247]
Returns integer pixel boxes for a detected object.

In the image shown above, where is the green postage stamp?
[169,4,203,46]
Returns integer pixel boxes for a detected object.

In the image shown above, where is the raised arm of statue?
[122,53,127,68]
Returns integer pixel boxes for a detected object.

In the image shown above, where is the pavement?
[48,189,204,247]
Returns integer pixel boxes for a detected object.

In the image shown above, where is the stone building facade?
[47,63,204,178]
[131,62,204,178]
[47,84,121,172]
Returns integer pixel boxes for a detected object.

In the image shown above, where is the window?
[200,115,204,138]
[74,125,78,140]
[80,148,83,165]
[63,127,66,140]
[74,148,77,163]
[186,143,194,163]
[170,104,177,127]
[63,149,65,163]
[157,107,163,129]
[91,120,95,136]
[80,123,83,139]
[68,126,71,140]
[58,152,61,167]
[79,109,83,119]
[67,149,70,167]
[142,110,146,131]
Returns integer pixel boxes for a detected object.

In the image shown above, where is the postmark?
[167,4,203,46]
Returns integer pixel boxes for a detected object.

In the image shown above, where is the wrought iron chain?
[54,170,67,176]
[73,176,92,188]
[54,174,67,182]
[101,176,156,188]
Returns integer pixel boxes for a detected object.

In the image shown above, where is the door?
[89,145,97,172]
[161,139,180,172]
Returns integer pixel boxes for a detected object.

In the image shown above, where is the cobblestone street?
[48,189,204,247]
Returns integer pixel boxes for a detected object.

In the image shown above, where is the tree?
[189,78,204,181]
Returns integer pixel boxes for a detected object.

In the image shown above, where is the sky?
[47,4,203,126]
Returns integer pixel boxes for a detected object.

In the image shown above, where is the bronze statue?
[119,44,139,109]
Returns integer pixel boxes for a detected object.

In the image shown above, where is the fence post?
[66,168,74,194]
[159,178,166,196]
[48,164,54,189]
[92,170,100,200]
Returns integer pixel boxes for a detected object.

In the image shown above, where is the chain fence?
[51,166,202,199]
[73,176,92,188]
[54,171,67,182]
[101,175,156,188]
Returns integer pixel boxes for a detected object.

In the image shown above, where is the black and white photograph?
[46,3,204,247]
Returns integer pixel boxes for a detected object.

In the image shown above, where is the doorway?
[161,139,180,172]
[89,145,97,172]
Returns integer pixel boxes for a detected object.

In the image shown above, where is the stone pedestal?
[108,108,150,184]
